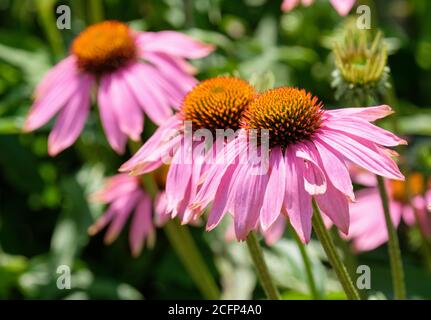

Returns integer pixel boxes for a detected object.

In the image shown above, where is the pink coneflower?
[24,20,213,155]
[191,87,406,242]
[88,173,170,257]
[347,171,431,252]
[281,0,356,16]
[120,77,256,222]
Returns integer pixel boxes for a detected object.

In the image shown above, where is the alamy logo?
[56,5,71,30]
[56,265,71,290]
[356,265,371,290]
[356,5,371,30]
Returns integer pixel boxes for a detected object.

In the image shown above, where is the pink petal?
[260,147,286,230]
[316,130,404,181]
[136,31,214,59]
[48,75,93,156]
[120,116,181,173]
[104,71,144,141]
[24,66,83,131]
[104,190,142,244]
[191,137,247,211]
[295,142,327,196]
[34,56,77,98]
[123,63,173,124]
[315,180,350,235]
[92,174,139,204]
[165,141,193,215]
[313,139,354,200]
[232,162,268,241]
[330,0,356,16]
[284,146,313,243]
[262,216,286,246]
[143,52,197,93]
[206,163,238,231]
[129,193,154,257]
[323,117,407,147]
[325,105,394,122]
[98,76,128,154]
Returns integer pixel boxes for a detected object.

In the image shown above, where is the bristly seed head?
[242,87,323,148]
[180,77,256,135]
[72,21,137,75]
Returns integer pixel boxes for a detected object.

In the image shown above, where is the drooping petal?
[295,142,327,196]
[129,193,154,257]
[24,65,83,131]
[262,216,286,246]
[206,163,238,231]
[48,75,93,156]
[123,63,173,124]
[165,140,193,215]
[104,190,142,244]
[284,146,313,243]
[34,56,77,98]
[136,31,214,59]
[316,130,404,181]
[260,147,286,230]
[142,52,197,93]
[313,138,354,199]
[104,70,144,141]
[325,105,393,122]
[120,116,181,173]
[98,75,128,153]
[315,179,350,235]
[232,161,268,241]
[323,117,407,147]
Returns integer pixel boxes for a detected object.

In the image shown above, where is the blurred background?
[0,0,431,299]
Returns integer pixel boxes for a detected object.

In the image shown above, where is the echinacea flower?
[281,0,356,16]
[347,170,431,252]
[88,173,170,257]
[24,20,213,155]
[191,87,406,242]
[120,77,256,222]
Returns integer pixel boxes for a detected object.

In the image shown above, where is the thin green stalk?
[246,232,281,300]
[88,0,105,23]
[164,220,220,300]
[312,200,361,300]
[287,223,320,299]
[376,175,406,299]
[330,228,358,280]
[34,0,64,57]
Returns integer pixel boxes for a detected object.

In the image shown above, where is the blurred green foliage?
[0,0,431,299]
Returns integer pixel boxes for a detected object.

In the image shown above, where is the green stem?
[88,0,104,23]
[376,175,407,299]
[287,223,320,299]
[312,200,361,300]
[164,220,220,300]
[330,228,358,280]
[245,232,281,300]
[34,0,64,57]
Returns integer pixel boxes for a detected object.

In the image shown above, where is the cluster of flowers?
[26,15,430,258]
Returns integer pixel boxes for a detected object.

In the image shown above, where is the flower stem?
[312,200,361,300]
[287,222,320,299]
[35,0,64,57]
[245,232,281,300]
[376,175,406,300]
[88,0,105,23]
[164,220,220,300]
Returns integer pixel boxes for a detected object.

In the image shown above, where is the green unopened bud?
[331,26,390,103]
